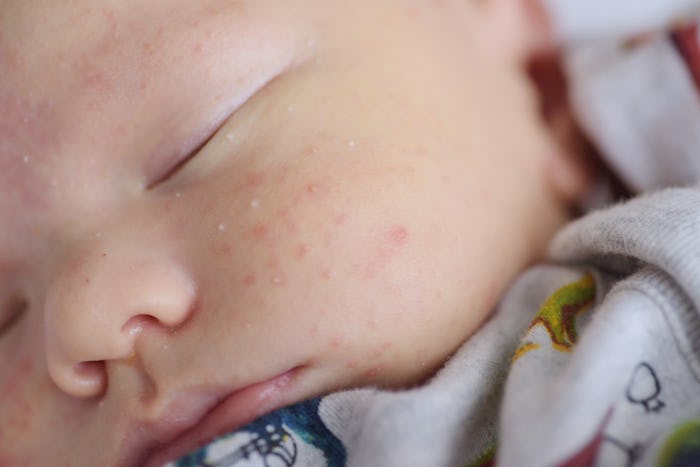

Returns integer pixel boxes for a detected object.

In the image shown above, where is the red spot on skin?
[388,226,409,246]
[372,342,392,358]
[329,337,342,348]
[346,361,359,369]
[84,71,114,93]
[84,278,91,284]
[296,244,308,258]
[243,274,256,286]
[362,225,411,279]
[245,172,265,187]
[215,242,235,256]
[320,268,333,280]
[253,224,269,241]
[308,324,318,336]
[333,213,347,225]
[284,219,298,234]
[363,364,385,378]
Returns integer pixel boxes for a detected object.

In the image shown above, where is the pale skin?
[0,0,585,465]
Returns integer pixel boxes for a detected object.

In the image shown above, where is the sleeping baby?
[1,0,699,466]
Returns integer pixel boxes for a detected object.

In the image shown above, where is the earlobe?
[546,146,594,205]
[474,0,556,63]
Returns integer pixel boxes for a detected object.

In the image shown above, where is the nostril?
[73,360,105,377]
[70,361,107,397]
[121,314,160,337]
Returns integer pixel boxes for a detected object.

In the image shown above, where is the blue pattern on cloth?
[175,398,346,467]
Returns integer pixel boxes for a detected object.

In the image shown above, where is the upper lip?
[122,368,300,467]
[119,387,227,467]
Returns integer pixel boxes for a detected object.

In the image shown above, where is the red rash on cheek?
[363,364,386,378]
[388,226,409,246]
[245,172,266,187]
[252,224,271,241]
[361,225,411,279]
[295,243,309,259]
[242,274,257,287]
[214,242,235,256]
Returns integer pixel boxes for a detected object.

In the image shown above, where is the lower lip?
[143,369,298,467]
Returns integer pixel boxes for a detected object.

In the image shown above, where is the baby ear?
[474,0,557,62]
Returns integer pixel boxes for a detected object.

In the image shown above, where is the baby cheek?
[0,357,38,445]
[204,170,343,281]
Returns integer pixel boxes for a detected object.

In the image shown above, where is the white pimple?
[272,276,283,285]
[226,132,235,142]
[94,232,103,239]
[287,105,295,113]
[22,155,30,164]
[218,223,226,232]
[347,140,356,149]
[307,39,316,48]
[175,192,182,198]
[250,198,260,209]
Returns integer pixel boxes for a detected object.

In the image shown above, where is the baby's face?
[0,0,570,464]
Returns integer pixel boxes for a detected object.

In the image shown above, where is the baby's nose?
[44,244,196,398]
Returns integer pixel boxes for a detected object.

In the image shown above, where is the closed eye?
[146,128,219,189]
[0,297,27,337]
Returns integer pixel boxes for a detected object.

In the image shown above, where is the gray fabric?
[543,0,700,45]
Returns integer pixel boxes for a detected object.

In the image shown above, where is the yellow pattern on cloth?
[514,273,596,361]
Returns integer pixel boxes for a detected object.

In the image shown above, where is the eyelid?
[146,93,248,190]
[0,296,27,337]
[146,126,220,189]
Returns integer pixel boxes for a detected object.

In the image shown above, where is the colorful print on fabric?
[175,398,346,467]
[466,442,496,467]
[513,273,596,361]
[657,418,700,467]
[625,362,665,413]
[555,409,613,467]
[672,23,700,93]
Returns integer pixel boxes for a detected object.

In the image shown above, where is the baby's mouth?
[131,368,301,467]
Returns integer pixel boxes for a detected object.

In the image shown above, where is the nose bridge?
[44,240,196,398]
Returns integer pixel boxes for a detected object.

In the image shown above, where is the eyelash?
[148,147,202,188]
[0,297,27,337]
[148,123,225,189]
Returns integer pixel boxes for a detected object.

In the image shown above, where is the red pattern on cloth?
[672,24,700,92]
